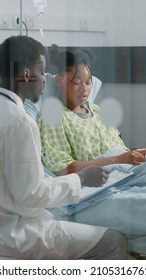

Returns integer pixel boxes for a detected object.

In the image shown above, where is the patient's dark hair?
[48,44,96,77]
[0,35,45,89]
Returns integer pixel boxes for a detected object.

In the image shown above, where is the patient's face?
[58,64,92,110]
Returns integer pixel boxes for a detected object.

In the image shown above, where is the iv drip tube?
[33,0,47,45]
[19,0,47,39]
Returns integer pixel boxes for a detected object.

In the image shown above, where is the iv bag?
[33,0,47,14]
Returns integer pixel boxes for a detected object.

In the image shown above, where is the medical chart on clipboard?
[60,166,135,215]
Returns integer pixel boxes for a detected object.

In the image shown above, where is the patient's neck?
[73,105,88,114]
[60,95,88,114]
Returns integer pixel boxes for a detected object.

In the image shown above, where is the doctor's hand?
[77,166,110,188]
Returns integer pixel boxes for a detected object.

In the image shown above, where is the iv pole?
[19,0,23,35]
[19,0,47,37]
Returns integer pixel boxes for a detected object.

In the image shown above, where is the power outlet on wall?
[80,17,88,31]
[25,14,36,29]
[0,14,11,29]
[13,14,25,29]
[13,15,21,29]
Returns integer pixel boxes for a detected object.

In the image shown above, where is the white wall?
[0,0,106,46]
[0,0,146,148]
[1,0,146,47]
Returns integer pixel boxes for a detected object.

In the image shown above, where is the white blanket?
[50,148,146,254]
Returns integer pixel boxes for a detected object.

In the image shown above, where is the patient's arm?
[55,150,146,175]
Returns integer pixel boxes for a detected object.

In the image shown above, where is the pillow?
[89,75,102,102]
[24,73,102,122]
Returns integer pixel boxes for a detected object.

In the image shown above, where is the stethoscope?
[0,92,17,105]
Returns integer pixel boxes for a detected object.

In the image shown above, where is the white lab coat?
[0,88,106,259]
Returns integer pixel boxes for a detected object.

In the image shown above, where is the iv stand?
[19,0,23,35]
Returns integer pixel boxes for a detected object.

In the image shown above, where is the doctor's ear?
[24,68,30,82]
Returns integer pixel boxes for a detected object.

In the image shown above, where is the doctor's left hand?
[77,166,110,188]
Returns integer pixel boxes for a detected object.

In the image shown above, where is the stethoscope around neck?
[0,92,17,105]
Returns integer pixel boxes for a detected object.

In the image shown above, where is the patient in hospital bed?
[24,46,146,256]
[39,46,146,173]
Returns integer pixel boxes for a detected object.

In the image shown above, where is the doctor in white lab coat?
[0,35,127,260]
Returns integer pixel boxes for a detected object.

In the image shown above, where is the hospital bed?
[24,73,146,259]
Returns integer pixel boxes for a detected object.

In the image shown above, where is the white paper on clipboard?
[60,166,135,215]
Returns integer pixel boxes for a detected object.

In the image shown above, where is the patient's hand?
[116,150,146,165]
[134,148,146,156]
[77,166,110,188]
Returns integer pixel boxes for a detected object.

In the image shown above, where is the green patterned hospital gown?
[38,101,126,172]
